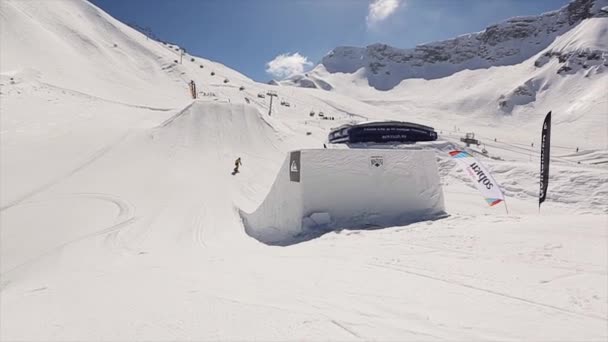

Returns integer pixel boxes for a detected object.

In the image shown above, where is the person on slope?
[233,157,242,174]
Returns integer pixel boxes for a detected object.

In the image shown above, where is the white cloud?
[266,52,312,80]
[366,0,404,27]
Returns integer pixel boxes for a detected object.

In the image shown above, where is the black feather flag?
[539,111,551,208]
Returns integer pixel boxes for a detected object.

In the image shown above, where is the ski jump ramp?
[241,149,446,245]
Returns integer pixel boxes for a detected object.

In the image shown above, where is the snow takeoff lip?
[240,149,446,245]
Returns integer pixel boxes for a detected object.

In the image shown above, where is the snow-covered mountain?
[279,0,608,148]
[1,0,607,340]
[0,0,254,107]
[283,0,608,91]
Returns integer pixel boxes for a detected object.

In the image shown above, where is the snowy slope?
[0,0,254,107]
[1,0,607,341]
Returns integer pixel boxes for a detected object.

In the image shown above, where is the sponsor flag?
[539,111,552,208]
[449,150,505,207]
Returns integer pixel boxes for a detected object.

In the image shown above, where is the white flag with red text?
[449,150,505,206]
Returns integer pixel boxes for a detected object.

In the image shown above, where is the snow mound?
[154,101,282,156]
[242,149,446,245]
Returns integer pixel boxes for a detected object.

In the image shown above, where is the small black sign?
[370,155,384,168]
[289,151,301,182]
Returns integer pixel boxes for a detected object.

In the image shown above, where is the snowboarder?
[232,157,242,175]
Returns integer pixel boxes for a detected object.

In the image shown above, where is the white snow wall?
[242,149,446,245]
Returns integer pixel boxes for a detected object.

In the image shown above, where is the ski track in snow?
[365,261,607,322]
[0,130,133,212]
[1,193,137,280]
[38,81,176,112]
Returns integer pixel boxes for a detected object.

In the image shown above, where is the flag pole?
[503,199,509,215]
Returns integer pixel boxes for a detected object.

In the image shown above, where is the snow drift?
[242,149,446,245]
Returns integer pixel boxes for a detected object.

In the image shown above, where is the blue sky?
[90,0,570,82]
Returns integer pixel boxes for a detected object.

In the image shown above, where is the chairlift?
[460,132,481,147]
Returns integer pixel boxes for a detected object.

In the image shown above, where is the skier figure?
[233,157,242,174]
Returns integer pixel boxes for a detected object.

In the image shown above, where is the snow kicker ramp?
[242,149,446,245]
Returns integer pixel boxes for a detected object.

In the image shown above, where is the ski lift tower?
[460,132,481,147]
[266,91,278,116]
[180,47,186,64]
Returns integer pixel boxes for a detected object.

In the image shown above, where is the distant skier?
[232,157,242,175]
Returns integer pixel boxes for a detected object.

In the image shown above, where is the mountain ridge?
[283,0,608,90]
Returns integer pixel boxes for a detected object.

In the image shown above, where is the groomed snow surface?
[1,0,607,340]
